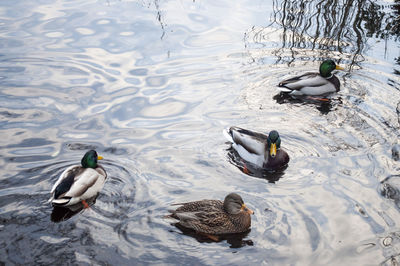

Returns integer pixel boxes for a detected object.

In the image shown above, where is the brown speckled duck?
[167,193,254,235]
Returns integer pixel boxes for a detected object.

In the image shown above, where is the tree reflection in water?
[245,0,400,68]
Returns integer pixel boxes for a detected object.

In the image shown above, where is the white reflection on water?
[0,0,400,265]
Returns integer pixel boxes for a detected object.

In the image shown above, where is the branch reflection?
[245,0,400,68]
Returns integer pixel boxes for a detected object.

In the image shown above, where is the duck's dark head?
[319,60,344,78]
[81,150,103,168]
[223,193,254,215]
[267,130,281,158]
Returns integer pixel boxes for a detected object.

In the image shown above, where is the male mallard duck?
[49,150,107,207]
[167,193,253,235]
[223,126,289,170]
[277,60,344,96]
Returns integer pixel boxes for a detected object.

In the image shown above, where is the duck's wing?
[174,204,229,234]
[224,126,267,155]
[50,167,104,206]
[50,165,78,193]
[171,200,221,213]
[278,72,337,96]
[61,168,103,199]
[278,72,320,90]
[49,165,82,197]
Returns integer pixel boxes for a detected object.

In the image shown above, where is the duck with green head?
[49,150,107,207]
[223,126,290,170]
[277,60,344,96]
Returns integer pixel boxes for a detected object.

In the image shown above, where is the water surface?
[1,0,400,265]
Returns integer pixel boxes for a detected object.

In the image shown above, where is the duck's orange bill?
[98,156,104,160]
[336,65,345,70]
[241,204,254,215]
[270,143,277,157]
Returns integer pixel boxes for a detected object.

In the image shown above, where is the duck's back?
[278,72,339,95]
[172,199,223,214]
[229,127,268,156]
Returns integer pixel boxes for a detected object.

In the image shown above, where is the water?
[1,0,400,264]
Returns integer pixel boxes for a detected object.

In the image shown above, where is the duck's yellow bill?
[98,156,104,160]
[336,65,344,70]
[270,143,277,158]
[241,204,254,215]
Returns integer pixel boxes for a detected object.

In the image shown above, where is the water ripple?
[1,0,400,264]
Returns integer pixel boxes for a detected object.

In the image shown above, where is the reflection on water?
[381,175,400,210]
[50,196,97,223]
[273,92,341,114]
[246,0,400,67]
[1,0,400,264]
[172,223,253,248]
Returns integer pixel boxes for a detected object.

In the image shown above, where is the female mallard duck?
[223,126,289,170]
[167,193,253,235]
[277,60,344,96]
[49,150,107,207]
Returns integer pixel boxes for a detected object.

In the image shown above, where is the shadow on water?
[50,195,98,223]
[226,148,287,183]
[380,175,400,210]
[272,92,343,115]
[171,223,253,249]
[393,144,400,161]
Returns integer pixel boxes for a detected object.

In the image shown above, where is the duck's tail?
[50,197,71,206]
[222,127,234,143]
[276,86,293,93]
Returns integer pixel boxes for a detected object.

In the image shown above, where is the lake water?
[1,0,400,265]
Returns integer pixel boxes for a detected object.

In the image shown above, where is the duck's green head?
[267,130,281,158]
[81,150,103,168]
[319,60,344,77]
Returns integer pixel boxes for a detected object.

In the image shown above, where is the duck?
[167,193,253,235]
[277,59,344,96]
[223,126,289,170]
[49,150,107,207]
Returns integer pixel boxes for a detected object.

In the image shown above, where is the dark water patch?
[73,118,104,131]
[0,110,22,119]
[66,143,98,151]
[103,146,128,155]
[397,101,400,125]
[272,92,342,115]
[129,68,148,76]
[6,155,54,163]
[392,144,400,161]
[50,196,97,223]
[292,202,320,252]
[171,223,253,248]
[5,138,54,148]
[0,66,25,73]
[380,175,400,210]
